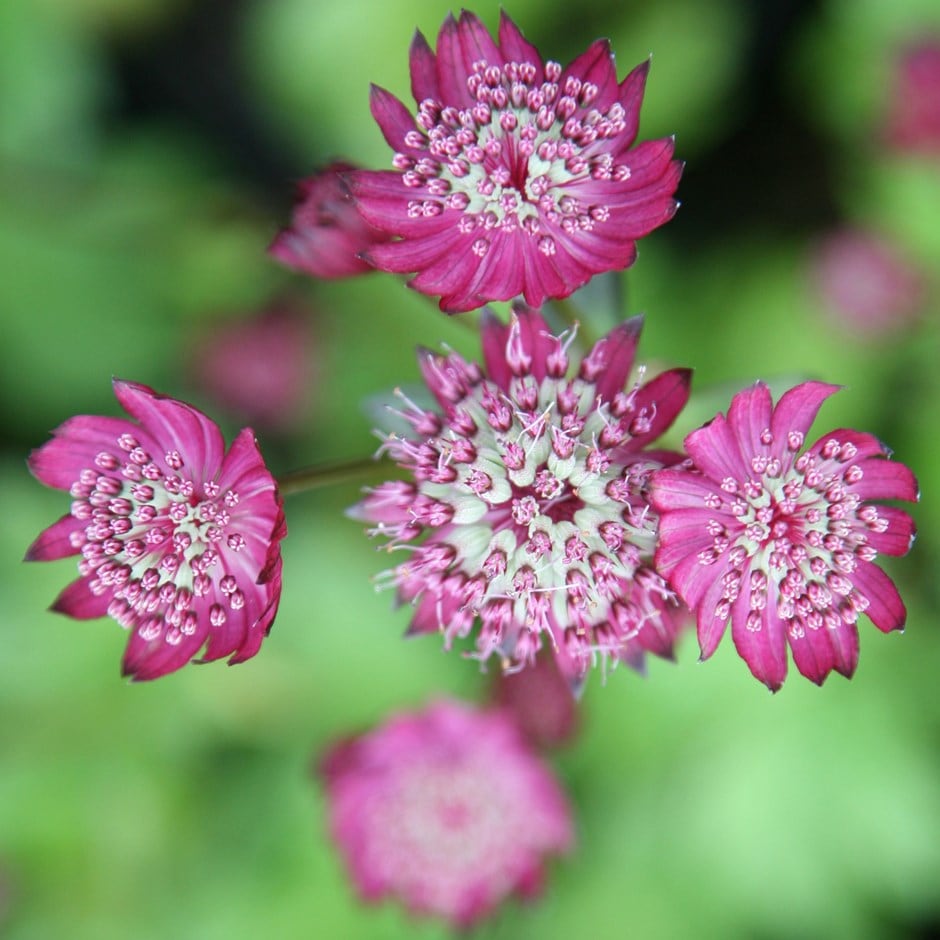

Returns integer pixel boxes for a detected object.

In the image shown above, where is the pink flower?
[811,228,926,337]
[885,37,940,155]
[650,381,918,691]
[269,161,391,278]
[319,699,573,928]
[27,380,286,680]
[352,305,691,693]
[190,304,319,433]
[348,11,682,312]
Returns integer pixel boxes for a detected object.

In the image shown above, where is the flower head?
[353,305,691,693]
[885,36,940,155]
[27,380,286,680]
[319,699,573,928]
[349,11,682,312]
[269,161,391,278]
[650,381,918,691]
[190,303,319,433]
[811,228,926,337]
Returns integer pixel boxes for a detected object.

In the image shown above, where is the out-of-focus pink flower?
[885,37,940,155]
[493,653,579,749]
[319,699,573,928]
[27,380,286,680]
[352,304,691,694]
[269,161,391,278]
[650,381,918,691]
[349,11,682,312]
[812,229,926,336]
[190,304,318,433]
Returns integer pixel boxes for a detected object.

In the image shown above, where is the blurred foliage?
[2,0,938,937]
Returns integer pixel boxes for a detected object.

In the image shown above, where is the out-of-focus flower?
[885,37,940,155]
[27,380,286,680]
[650,381,918,691]
[493,652,579,748]
[319,699,573,928]
[190,304,318,433]
[352,305,691,693]
[349,11,682,312]
[269,161,391,278]
[811,228,926,337]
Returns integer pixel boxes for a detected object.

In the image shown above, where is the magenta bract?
[269,161,391,278]
[319,699,573,928]
[27,380,286,680]
[352,305,691,693]
[349,11,682,312]
[650,381,918,691]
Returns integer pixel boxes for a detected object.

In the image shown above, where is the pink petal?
[561,40,617,109]
[51,578,111,620]
[616,59,651,144]
[25,514,83,562]
[369,85,420,152]
[621,368,693,450]
[685,413,751,483]
[769,381,842,458]
[853,559,907,633]
[727,382,773,459]
[434,14,475,106]
[667,549,726,610]
[28,415,154,490]
[730,578,788,691]
[842,456,919,502]
[654,508,716,575]
[496,12,543,81]
[409,30,439,102]
[696,567,731,660]
[112,380,224,485]
[866,506,916,557]
[649,467,723,512]
[579,316,642,401]
[365,225,461,272]
[456,10,503,72]
[807,427,888,461]
[122,619,209,681]
[480,308,512,390]
[789,619,859,684]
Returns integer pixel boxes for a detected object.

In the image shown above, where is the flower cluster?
[23,6,924,932]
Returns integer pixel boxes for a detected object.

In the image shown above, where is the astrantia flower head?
[353,305,691,693]
[27,380,286,680]
[269,161,391,278]
[885,36,940,155]
[650,381,918,691]
[812,228,926,337]
[349,11,682,312]
[319,699,573,928]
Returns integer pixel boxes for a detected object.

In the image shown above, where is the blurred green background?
[2,0,939,936]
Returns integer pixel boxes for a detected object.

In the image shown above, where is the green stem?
[276,456,380,497]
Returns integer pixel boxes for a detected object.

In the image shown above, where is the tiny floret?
[319,699,573,928]
[27,380,286,680]
[349,11,682,312]
[650,381,918,690]
[352,305,691,693]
